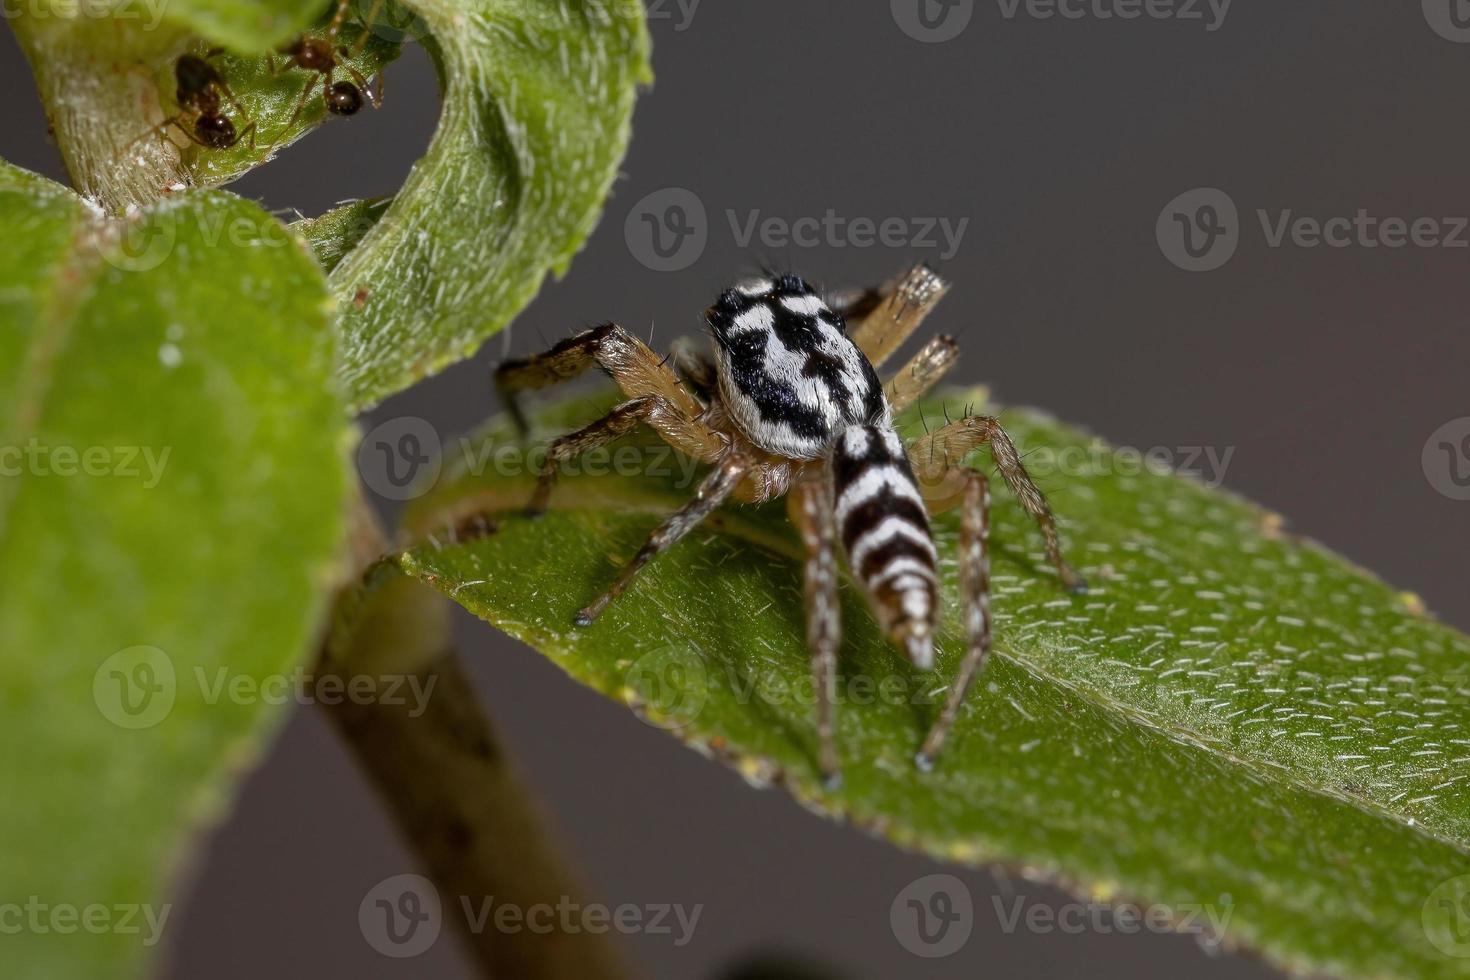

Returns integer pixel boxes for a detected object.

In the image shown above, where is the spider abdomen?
[832,424,938,670]
[706,274,886,460]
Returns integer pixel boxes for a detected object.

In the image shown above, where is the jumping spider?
[495,266,1086,785]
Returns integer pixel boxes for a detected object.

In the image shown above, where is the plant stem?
[319,497,633,980]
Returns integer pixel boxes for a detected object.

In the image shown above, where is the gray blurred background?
[6,1,1470,976]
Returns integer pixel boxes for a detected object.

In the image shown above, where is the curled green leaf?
[318,0,653,410]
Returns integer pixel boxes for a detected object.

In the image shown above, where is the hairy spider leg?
[909,414,1086,593]
[493,323,718,457]
[915,469,990,769]
[884,334,959,412]
[575,455,748,626]
[525,395,717,515]
[791,472,843,787]
[847,264,951,368]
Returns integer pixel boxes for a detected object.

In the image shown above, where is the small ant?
[143,52,256,151]
[273,0,384,131]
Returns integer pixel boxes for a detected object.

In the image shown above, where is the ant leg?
[212,77,253,122]
[326,0,353,35]
[342,61,381,108]
[916,470,990,770]
[125,117,182,152]
[237,120,258,151]
[346,0,387,56]
[281,74,317,130]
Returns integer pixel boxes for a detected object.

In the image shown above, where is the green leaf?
[317,0,652,410]
[0,164,350,979]
[394,385,1470,980]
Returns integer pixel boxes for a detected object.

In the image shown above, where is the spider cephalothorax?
[495,266,1085,785]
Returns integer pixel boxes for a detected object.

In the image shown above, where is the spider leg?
[847,264,951,368]
[790,470,843,788]
[575,455,748,626]
[494,323,708,438]
[668,336,717,400]
[526,395,711,515]
[909,414,1086,592]
[916,470,989,770]
[884,334,959,412]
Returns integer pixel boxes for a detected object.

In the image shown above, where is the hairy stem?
[319,496,632,979]
[8,17,187,213]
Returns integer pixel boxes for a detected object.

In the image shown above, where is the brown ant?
[141,52,256,151]
[272,0,383,132]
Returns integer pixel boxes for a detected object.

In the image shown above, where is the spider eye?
[775,274,809,294]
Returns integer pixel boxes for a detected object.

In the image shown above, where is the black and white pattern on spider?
[832,424,939,670]
[493,265,1087,787]
[706,275,886,458]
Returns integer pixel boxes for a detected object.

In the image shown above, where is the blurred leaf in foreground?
[0,163,350,980]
